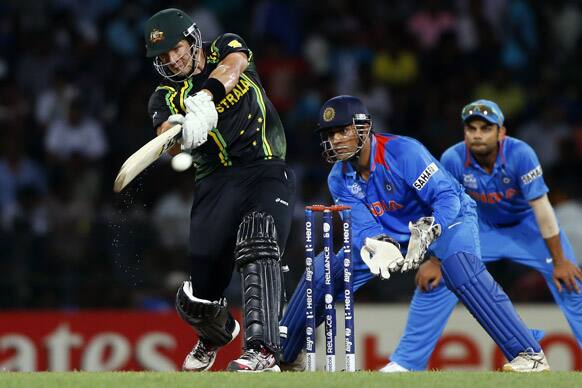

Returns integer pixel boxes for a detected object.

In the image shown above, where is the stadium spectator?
[45,97,108,162]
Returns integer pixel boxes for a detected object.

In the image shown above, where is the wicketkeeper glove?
[360,234,404,280]
[401,216,442,272]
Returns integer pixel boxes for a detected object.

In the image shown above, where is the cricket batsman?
[383,100,581,372]
[280,95,549,372]
[144,8,295,372]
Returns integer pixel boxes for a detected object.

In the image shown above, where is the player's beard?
[168,52,194,77]
[469,141,498,159]
[154,43,198,81]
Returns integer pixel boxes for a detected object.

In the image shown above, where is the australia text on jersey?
[215,78,251,113]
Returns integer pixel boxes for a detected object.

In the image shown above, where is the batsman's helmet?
[144,8,202,80]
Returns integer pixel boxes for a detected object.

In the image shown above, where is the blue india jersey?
[440,136,548,226]
[328,133,473,250]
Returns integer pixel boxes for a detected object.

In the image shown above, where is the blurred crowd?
[1,0,581,309]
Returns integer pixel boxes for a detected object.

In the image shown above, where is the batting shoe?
[183,320,240,372]
[502,349,550,372]
[227,346,281,372]
[379,361,410,373]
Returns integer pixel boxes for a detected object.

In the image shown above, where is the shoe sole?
[502,365,551,372]
[183,357,216,372]
[231,365,281,373]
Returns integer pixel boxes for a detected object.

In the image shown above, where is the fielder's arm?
[530,194,563,258]
[530,194,582,292]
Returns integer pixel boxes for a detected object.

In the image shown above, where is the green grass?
[0,371,581,388]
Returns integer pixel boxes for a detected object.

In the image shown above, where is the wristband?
[202,78,226,102]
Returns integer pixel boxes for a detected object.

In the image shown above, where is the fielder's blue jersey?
[328,133,472,250]
[440,136,548,226]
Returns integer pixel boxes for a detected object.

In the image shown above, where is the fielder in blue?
[384,99,582,373]
[280,95,549,372]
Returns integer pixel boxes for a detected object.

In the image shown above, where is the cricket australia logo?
[463,173,478,189]
[413,162,439,191]
[149,29,164,43]
[348,182,365,199]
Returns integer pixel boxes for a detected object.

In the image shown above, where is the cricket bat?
[113,124,182,193]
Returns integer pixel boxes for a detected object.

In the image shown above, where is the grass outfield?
[0,372,581,388]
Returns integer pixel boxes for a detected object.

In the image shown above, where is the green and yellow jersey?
[148,33,287,181]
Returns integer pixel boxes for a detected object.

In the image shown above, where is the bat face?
[113,124,182,193]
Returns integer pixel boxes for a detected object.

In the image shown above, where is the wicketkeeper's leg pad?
[235,211,283,353]
[175,281,238,347]
[441,251,541,360]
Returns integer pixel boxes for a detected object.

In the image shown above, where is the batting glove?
[181,112,209,150]
[184,91,218,134]
[401,216,442,272]
[168,114,185,124]
[360,234,404,280]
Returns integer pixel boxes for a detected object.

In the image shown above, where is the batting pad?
[441,252,541,360]
[235,211,283,353]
